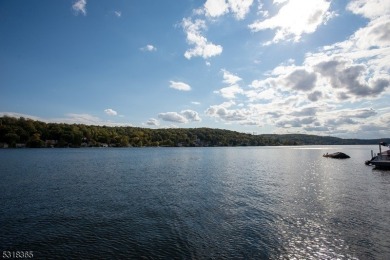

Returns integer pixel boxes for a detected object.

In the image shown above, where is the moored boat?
[365,142,390,169]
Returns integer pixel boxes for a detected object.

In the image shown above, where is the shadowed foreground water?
[1,146,390,259]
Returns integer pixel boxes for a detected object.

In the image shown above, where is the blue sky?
[1,0,389,139]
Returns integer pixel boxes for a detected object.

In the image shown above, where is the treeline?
[0,116,290,148]
[0,116,388,148]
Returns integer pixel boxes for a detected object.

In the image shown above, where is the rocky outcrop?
[323,152,350,159]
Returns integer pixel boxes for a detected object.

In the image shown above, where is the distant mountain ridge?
[0,116,389,148]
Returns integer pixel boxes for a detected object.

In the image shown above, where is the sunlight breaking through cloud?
[249,0,335,44]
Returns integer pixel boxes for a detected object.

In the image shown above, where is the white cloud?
[307,91,323,102]
[296,1,390,102]
[228,0,254,20]
[181,0,253,60]
[191,101,201,105]
[204,0,254,20]
[206,102,250,122]
[305,107,383,135]
[104,109,118,116]
[158,110,201,123]
[63,113,101,124]
[158,112,188,123]
[114,11,122,17]
[0,112,41,121]
[350,16,390,50]
[249,43,389,105]
[283,69,317,92]
[58,113,127,126]
[146,118,160,126]
[258,103,389,138]
[140,44,157,52]
[169,80,192,91]
[249,0,335,44]
[332,108,377,119]
[273,0,288,4]
[347,0,390,19]
[222,69,242,85]
[204,0,229,18]
[245,77,283,103]
[314,58,389,99]
[194,0,390,138]
[214,70,244,99]
[60,114,132,126]
[215,85,244,99]
[0,112,131,127]
[181,110,202,122]
[210,65,372,133]
[276,117,317,128]
[304,2,390,75]
[245,87,278,102]
[182,18,223,59]
[244,65,320,104]
[290,106,319,117]
[72,0,87,16]
[326,117,358,127]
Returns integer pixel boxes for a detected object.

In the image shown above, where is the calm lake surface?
[1,146,390,259]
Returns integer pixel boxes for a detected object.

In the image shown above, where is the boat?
[365,142,390,169]
[323,152,350,159]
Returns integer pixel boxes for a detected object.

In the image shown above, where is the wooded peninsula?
[0,116,389,148]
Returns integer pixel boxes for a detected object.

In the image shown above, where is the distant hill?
[0,116,389,148]
[259,134,390,145]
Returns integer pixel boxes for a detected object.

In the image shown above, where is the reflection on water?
[0,146,389,259]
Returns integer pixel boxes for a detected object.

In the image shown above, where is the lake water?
[1,146,390,259]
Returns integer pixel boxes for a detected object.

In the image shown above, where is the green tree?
[4,133,20,147]
[27,133,44,148]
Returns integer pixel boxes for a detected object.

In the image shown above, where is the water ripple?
[1,146,390,259]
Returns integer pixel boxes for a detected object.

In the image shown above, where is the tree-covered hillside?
[0,116,389,148]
